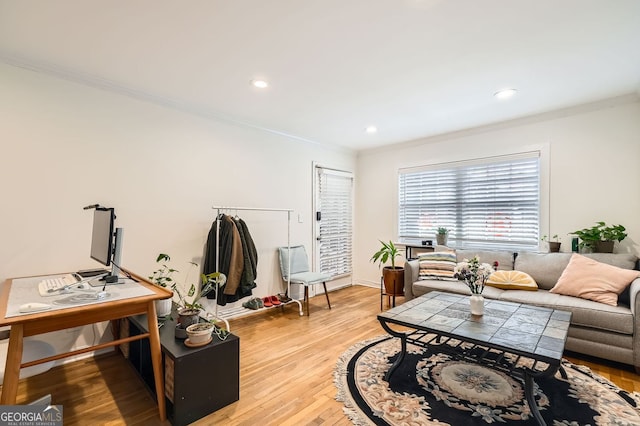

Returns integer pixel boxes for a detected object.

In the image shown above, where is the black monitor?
[90,208,114,266]
[90,207,122,283]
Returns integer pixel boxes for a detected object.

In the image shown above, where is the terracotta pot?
[595,240,614,253]
[382,267,404,296]
[548,242,561,253]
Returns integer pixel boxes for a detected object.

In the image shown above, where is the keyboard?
[38,274,80,297]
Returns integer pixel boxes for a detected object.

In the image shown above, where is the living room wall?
[0,63,356,362]
[354,97,640,286]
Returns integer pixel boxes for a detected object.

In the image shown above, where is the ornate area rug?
[334,335,640,425]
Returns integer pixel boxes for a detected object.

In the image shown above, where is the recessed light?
[251,79,269,89]
[494,88,517,99]
[365,126,378,134]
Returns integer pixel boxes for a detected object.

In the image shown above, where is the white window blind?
[398,153,540,251]
[317,168,353,277]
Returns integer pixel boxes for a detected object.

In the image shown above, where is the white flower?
[454,255,495,294]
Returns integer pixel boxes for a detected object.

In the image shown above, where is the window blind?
[398,153,540,251]
[318,168,353,276]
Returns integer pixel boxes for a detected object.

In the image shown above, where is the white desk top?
[5,274,154,318]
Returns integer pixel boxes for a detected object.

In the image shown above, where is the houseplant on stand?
[541,235,561,253]
[436,227,449,246]
[571,222,627,253]
[371,240,404,302]
[454,256,494,315]
[151,253,226,338]
[174,268,226,339]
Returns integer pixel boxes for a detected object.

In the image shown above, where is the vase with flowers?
[454,255,495,315]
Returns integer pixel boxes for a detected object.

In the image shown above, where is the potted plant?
[174,267,226,336]
[541,234,561,253]
[371,240,404,296]
[151,254,226,338]
[571,222,627,253]
[148,253,176,317]
[185,322,215,345]
[436,227,449,246]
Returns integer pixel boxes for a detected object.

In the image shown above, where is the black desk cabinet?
[125,313,239,426]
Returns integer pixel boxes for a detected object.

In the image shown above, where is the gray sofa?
[404,250,640,371]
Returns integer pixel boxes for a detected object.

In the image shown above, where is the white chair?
[278,245,332,316]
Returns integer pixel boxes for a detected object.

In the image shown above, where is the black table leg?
[524,373,546,426]
[379,320,407,381]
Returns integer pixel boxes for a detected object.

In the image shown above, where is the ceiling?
[1,1,639,151]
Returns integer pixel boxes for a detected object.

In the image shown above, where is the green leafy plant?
[148,253,177,288]
[571,222,627,250]
[371,240,401,269]
[150,253,226,311]
[540,234,559,242]
[437,227,449,235]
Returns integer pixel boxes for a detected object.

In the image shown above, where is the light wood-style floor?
[7,285,640,425]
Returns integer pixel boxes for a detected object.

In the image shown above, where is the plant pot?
[595,240,614,253]
[548,242,561,253]
[186,322,214,345]
[177,308,201,329]
[382,267,404,296]
[436,234,448,246]
[155,298,172,317]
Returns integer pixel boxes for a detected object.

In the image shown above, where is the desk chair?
[278,245,332,316]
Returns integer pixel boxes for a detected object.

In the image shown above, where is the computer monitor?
[90,207,122,283]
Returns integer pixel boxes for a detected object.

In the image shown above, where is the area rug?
[334,335,640,425]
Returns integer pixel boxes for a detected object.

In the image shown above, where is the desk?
[0,268,172,421]
[402,243,435,260]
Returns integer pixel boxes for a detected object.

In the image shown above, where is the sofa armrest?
[404,260,419,301]
[630,277,640,317]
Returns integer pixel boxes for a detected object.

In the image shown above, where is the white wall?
[0,63,356,363]
[354,98,640,286]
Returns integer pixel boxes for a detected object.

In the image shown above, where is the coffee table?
[378,291,571,426]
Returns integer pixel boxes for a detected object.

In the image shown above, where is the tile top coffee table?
[378,291,572,426]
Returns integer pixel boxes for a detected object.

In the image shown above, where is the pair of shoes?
[277,293,292,303]
[262,295,282,307]
[242,297,264,310]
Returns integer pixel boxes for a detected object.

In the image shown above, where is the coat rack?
[206,206,303,330]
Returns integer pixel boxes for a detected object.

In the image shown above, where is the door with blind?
[314,166,354,291]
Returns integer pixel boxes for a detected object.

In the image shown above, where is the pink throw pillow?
[550,253,640,306]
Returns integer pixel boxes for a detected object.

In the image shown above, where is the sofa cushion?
[456,250,516,271]
[498,289,633,335]
[486,270,538,291]
[549,254,640,306]
[412,278,504,300]
[513,252,572,290]
[418,252,457,281]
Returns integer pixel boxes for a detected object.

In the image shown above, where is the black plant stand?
[380,276,403,310]
[125,312,239,426]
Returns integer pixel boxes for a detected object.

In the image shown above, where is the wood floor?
[7,285,640,425]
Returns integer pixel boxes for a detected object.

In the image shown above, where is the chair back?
[278,245,310,278]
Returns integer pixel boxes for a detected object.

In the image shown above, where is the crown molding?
[0,51,355,155]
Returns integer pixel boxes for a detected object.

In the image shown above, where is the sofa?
[404,249,640,371]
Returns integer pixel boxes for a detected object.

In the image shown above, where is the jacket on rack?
[203,214,259,304]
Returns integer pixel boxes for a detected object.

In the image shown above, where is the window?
[398,152,540,251]
[315,167,353,277]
